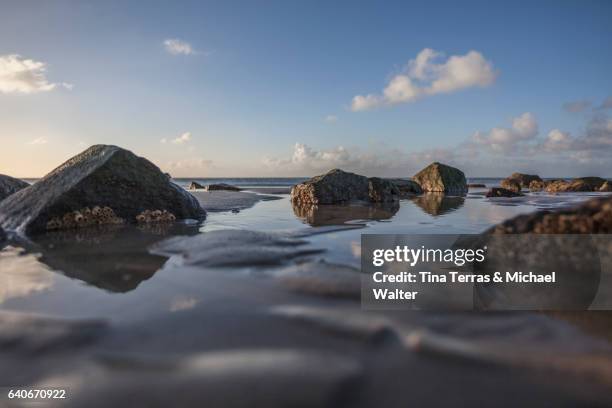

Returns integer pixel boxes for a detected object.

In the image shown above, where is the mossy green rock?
[412,162,467,195]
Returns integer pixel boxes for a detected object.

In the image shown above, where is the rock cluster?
[489,196,611,234]
[503,173,542,189]
[412,162,467,194]
[0,145,205,235]
[0,174,29,201]
[600,181,612,192]
[46,206,124,230]
[135,209,177,223]
[486,187,523,198]
[528,180,547,191]
[545,178,607,193]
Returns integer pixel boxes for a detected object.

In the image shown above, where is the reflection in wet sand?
[292,202,399,226]
[0,246,55,304]
[27,223,200,293]
[409,193,465,216]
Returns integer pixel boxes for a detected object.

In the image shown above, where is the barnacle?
[46,206,124,230]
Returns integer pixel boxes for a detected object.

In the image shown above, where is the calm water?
[1,187,609,320]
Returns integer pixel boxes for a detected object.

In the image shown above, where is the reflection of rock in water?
[292,201,399,226]
[410,193,465,216]
[30,223,200,293]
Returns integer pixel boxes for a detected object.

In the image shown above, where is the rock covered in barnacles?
[135,209,176,223]
[500,178,522,193]
[45,206,124,230]
[0,145,205,235]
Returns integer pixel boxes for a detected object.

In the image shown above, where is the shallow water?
[1,188,612,406]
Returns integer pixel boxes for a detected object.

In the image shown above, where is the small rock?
[486,187,524,198]
[0,174,29,201]
[367,177,400,202]
[507,173,542,188]
[386,178,423,195]
[412,162,467,195]
[0,145,205,235]
[529,180,547,191]
[467,183,486,188]
[500,178,521,193]
[188,181,204,190]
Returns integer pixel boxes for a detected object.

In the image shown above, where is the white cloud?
[27,137,48,145]
[0,54,64,94]
[171,132,192,144]
[351,49,496,111]
[325,115,338,123]
[471,112,538,152]
[163,39,195,55]
[542,129,572,152]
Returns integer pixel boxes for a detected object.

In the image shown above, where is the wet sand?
[1,189,612,406]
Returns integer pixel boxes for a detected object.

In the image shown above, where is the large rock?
[574,177,607,190]
[0,174,29,201]
[486,187,523,198]
[386,178,423,195]
[412,162,467,195]
[0,145,206,235]
[489,196,612,234]
[291,169,398,204]
[545,177,607,193]
[528,180,547,191]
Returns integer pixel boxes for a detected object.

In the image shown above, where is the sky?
[0,0,611,178]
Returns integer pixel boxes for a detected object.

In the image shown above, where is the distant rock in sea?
[188,181,205,190]
[467,183,486,188]
[205,183,242,192]
[0,174,29,201]
[486,187,523,198]
[505,173,542,189]
[545,177,607,193]
[412,162,467,194]
[291,169,398,204]
[0,145,206,235]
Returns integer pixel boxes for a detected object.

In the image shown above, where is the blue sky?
[1,0,611,177]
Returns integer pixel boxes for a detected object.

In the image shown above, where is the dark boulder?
[291,169,398,204]
[486,187,523,198]
[205,183,242,192]
[188,181,205,190]
[367,178,400,202]
[0,145,206,235]
[386,178,423,195]
[412,162,467,195]
[467,183,486,188]
[0,174,29,201]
